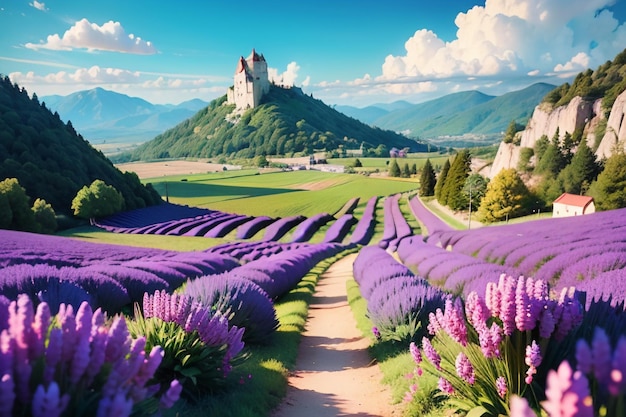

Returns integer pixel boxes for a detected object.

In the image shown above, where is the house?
[552,193,595,218]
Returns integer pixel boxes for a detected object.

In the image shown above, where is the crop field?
[147,170,419,218]
[2,168,626,417]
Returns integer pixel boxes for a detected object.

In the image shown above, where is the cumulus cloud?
[30,1,48,11]
[313,0,625,105]
[269,61,310,87]
[25,18,157,54]
[380,0,625,82]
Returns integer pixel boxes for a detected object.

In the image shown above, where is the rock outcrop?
[490,90,626,178]
[596,90,626,159]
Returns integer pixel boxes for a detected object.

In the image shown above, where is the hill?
[337,83,555,146]
[42,88,208,146]
[0,76,162,215]
[123,85,430,162]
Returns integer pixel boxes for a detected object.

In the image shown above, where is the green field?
[147,170,419,218]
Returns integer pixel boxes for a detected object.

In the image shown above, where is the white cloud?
[25,18,157,54]
[30,1,48,11]
[317,0,625,106]
[8,66,227,104]
[269,61,309,87]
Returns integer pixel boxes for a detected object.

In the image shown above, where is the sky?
[1,0,626,107]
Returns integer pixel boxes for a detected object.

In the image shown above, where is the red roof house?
[552,193,595,218]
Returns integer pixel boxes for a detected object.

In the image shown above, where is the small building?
[552,193,595,218]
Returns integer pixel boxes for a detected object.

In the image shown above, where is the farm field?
[2,169,626,417]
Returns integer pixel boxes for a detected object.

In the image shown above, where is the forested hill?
[124,85,430,162]
[0,76,162,215]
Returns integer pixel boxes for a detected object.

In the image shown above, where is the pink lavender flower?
[485,280,501,318]
[443,298,468,346]
[409,341,422,364]
[421,337,441,370]
[542,361,593,417]
[438,377,454,394]
[496,376,507,398]
[525,340,542,384]
[510,395,537,417]
[455,352,475,385]
[372,326,381,340]
[499,276,517,336]
[465,291,488,328]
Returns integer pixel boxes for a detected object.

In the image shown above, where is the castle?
[226,49,270,111]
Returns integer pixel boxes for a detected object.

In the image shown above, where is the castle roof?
[247,48,265,62]
[236,56,248,74]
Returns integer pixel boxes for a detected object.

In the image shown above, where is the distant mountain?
[0,77,162,215]
[42,88,208,145]
[336,83,556,146]
[335,100,414,125]
[124,85,430,162]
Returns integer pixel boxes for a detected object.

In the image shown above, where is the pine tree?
[388,159,401,177]
[402,163,411,178]
[419,159,436,197]
[588,150,626,210]
[558,139,600,194]
[435,158,451,203]
[440,150,471,210]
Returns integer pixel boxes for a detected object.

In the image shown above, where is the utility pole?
[468,184,472,230]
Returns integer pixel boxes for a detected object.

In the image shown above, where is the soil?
[270,254,402,417]
[115,160,241,179]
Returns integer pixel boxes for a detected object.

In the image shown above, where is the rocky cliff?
[489,89,626,178]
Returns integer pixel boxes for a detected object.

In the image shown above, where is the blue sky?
[2,0,625,107]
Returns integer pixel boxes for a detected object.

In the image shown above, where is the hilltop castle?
[226,49,270,111]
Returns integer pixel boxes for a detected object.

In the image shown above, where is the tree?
[517,147,534,172]
[0,177,37,231]
[388,159,401,177]
[419,159,436,197]
[588,150,626,210]
[253,155,269,168]
[534,135,550,162]
[353,158,363,168]
[32,198,57,234]
[71,180,124,220]
[503,120,523,144]
[435,158,451,203]
[401,163,411,178]
[0,192,11,229]
[410,163,417,175]
[478,169,531,223]
[440,150,471,210]
[462,174,489,212]
[558,139,600,195]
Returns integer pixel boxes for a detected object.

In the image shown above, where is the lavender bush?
[407,274,584,415]
[290,212,334,242]
[0,295,179,416]
[349,196,378,245]
[130,290,245,400]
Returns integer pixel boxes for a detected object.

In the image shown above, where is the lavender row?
[353,246,449,342]
[349,196,378,245]
[322,214,357,243]
[409,196,452,235]
[378,195,398,249]
[262,215,306,241]
[0,230,239,313]
[290,212,334,242]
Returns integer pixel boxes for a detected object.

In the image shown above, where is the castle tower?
[227,49,270,110]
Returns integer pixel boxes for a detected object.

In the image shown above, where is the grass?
[164,247,358,417]
[327,155,451,173]
[146,170,419,218]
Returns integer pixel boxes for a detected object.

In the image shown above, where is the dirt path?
[271,254,402,417]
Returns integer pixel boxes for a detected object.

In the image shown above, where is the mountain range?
[42,88,208,147]
[337,83,556,147]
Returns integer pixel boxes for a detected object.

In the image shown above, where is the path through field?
[271,253,402,417]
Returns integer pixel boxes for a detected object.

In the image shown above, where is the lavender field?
[2,183,626,416]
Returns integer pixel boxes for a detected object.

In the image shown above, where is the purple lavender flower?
[455,352,475,385]
[611,336,626,396]
[590,327,612,385]
[409,341,421,365]
[160,379,182,409]
[525,340,542,384]
[31,382,69,417]
[496,376,507,399]
[0,373,15,416]
[96,391,133,417]
[422,337,441,370]
[510,395,537,417]
[372,326,381,340]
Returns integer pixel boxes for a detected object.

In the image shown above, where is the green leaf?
[466,405,489,417]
